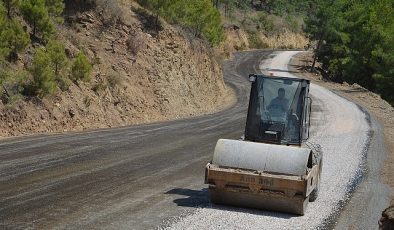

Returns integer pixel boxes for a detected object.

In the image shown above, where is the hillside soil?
[291,52,394,228]
[0,2,235,138]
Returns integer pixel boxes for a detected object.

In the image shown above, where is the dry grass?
[260,30,309,49]
[126,33,146,56]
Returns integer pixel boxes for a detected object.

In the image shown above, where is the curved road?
[0,51,267,229]
[0,51,382,229]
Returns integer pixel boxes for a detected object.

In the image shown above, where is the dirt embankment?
[219,24,308,58]
[292,52,394,228]
[0,2,235,138]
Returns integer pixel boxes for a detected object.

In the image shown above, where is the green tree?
[45,0,64,16]
[31,48,57,97]
[368,0,394,104]
[3,19,30,61]
[20,0,54,39]
[305,0,394,105]
[0,3,8,61]
[304,0,339,72]
[47,40,70,90]
[45,0,65,23]
[0,2,30,61]
[2,0,18,18]
[46,40,67,76]
[71,51,92,82]
[138,0,224,46]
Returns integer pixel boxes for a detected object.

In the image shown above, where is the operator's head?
[278,88,285,99]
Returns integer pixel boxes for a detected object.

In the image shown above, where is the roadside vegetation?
[214,0,316,49]
[0,0,92,102]
[305,0,394,106]
[1,0,393,107]
[136,0,224,46]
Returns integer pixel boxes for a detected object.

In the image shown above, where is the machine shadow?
[165,188,295,219]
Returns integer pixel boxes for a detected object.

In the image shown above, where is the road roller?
[205,74,322,215]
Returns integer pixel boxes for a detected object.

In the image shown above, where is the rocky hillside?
[0,1,233,137]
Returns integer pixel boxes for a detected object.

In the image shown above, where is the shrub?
[71,51,92,82]
[126,33,146,56]
[256,12,275,35]
[95,0,123,26]
[91,81,106,94]
[107,71,121,88]
[247,31,267,49]
[31,48,57,97]
[56,75,71,91]
[137,0,225,46]
[0,67,29,104]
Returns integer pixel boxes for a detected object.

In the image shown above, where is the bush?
[126,33,146,56]
[95,0,123,26]
[256,12,275,35]
[107,71,121,88]
[56,75,71,91]
[138,0,225,46]
[91,81,106,94]
[71,51,92,82]
[247,31,267,49]
[31,48,57,97]
[0,67,29,104]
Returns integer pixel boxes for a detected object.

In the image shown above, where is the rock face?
[380,205,394,230]
[0,2,234,138]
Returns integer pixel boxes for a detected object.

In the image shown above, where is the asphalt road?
[0,50,387,230]
[0,50,270,229]
[167,51,379,230]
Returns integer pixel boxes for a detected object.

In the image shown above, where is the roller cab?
[205,74,322,215]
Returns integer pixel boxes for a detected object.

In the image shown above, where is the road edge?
[288,52,392,229]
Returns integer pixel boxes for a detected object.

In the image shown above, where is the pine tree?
[31,48,57,97]
[305,0,394,105]
[2,0,18,18]
[0,3,8,61]
[47,40,67,77]
[0,2,30,61]
[45,0,65,23]
[20,0,54,39]
[46,40,70,90]
[137,0,224,46]
[5,19,30,61]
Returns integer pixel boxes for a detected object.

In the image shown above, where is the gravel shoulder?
[290,52,393,229]
[168,51,371,230]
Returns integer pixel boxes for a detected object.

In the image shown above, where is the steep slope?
[0,2,234,137]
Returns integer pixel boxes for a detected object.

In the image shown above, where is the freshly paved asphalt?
[0,50,272,229]
[1,50,386,230]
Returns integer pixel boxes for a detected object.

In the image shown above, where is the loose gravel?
[166,51,371,230]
